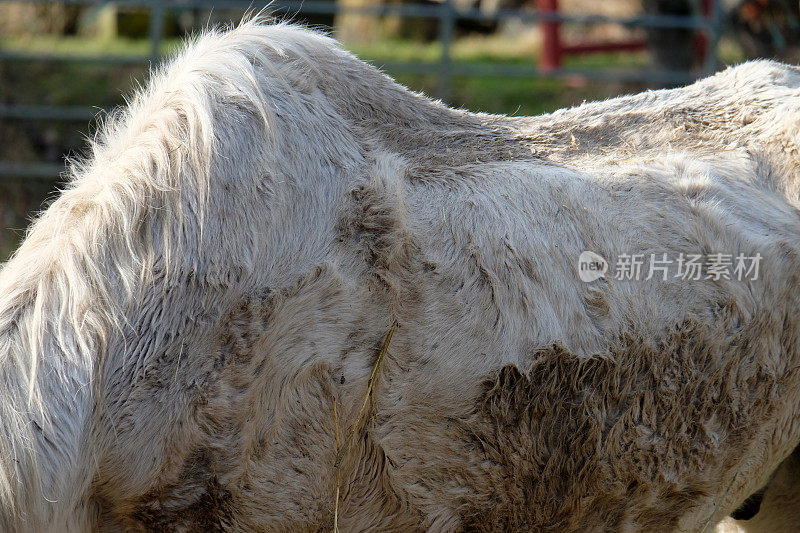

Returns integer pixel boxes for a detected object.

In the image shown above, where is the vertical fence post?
[703,0,721,76]
[437,0,455,101]
[149,0,166,62]
[537,0,561,71]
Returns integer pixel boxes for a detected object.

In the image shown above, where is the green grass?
[0,34,184,57]
[0,32,657,116]
[1,30,749,119]
[335,33,650,115]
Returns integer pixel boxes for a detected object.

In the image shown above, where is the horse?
[2,18,800,532]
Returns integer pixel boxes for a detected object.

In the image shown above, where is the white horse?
[1,19,800,532]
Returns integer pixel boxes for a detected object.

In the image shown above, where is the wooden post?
[334,0,382,45]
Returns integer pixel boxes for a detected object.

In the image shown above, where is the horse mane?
[0,18,366,528]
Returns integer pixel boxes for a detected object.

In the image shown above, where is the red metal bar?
[694,0,713,61]
[539,0,714,69]
[537,0,562,70]
[562,40,647,55]
[537,0,645,70]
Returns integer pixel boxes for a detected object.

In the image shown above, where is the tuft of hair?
[0,17,342,529]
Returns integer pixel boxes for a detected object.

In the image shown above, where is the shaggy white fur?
[1,18,800,532]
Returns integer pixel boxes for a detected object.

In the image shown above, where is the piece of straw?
[334,321,398,468]
[333,399,341,533]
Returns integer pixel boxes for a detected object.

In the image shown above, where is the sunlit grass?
[0,30,654,117]
[1,27,749,120]
[0,34,184,57]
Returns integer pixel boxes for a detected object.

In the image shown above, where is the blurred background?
[1,0,799,260]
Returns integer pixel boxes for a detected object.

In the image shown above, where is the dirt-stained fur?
[462,312,797,531]
[2,18,800,532]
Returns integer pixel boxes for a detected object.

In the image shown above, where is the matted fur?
[1,18,800,532]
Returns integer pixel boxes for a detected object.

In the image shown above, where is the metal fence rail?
[0,0,723,180]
